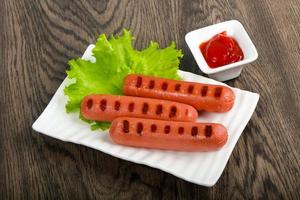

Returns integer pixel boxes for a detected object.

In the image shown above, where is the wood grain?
[1,0,299,199]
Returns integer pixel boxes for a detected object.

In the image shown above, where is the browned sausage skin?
[110,117,228,151]
[123,74,235,112]
[81,94,198,122]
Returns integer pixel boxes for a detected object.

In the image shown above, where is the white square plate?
[185,20,258,81]
[32,45,259,187]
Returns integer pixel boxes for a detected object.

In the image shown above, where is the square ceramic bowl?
[185,20,258,81]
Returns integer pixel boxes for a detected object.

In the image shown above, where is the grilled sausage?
[110,117,228,151]
[123,74,235,112]
[81,94,198,122]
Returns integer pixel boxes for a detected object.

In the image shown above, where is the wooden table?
[1,0,299,199]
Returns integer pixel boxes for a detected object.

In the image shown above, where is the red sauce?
[200,32,244,68]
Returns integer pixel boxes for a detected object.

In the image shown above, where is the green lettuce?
[64,29,183,130]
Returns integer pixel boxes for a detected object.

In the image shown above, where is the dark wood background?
[1,0,299,199]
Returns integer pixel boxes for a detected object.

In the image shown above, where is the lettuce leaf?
[64,29,183,130]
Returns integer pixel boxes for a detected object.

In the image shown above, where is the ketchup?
[200,32,244,68]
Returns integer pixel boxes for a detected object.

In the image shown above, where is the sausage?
[123,74,235,112]
[109,117,228,151]
[81,94,198,122]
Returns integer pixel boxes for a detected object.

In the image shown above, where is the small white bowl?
[185,20,258,81]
